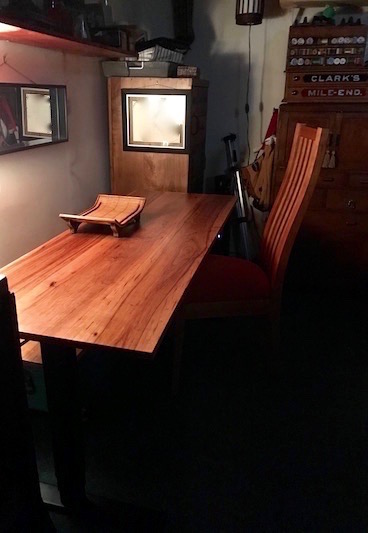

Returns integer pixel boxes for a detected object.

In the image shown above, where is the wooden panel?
[109,77,191,194]
[188,146,206,193]
[118,77,195,91]
[188,86,208,193]
[112,151,189,195]
[318,171,344,188]
[0,17,130,58]
[302,211,368,270]
[1,192,235,355]
[336,113,368,171]
[273,104,368,287]
[108,77,208,195]
[348,173,368,187]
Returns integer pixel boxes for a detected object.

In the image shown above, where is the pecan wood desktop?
[3,191,234,354]
[0,191,235,507]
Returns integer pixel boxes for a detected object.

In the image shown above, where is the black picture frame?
[122,88,191,154]
[0,83,68,156]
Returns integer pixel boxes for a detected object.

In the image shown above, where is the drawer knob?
[293,76,300,81]
[347,199,356,210]
[291,90,298,96]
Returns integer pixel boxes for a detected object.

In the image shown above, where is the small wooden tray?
[59,194,146,237]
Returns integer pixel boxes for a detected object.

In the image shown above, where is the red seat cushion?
[184,254,271,304]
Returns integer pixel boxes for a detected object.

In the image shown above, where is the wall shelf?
[0,16,135,59]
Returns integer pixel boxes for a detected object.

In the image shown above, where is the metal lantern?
[236,0,264,26]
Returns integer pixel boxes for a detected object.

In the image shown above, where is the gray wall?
[0,1,175,267]
[0,42,110,267]
[186,1,323,188]
[112,0,173,39]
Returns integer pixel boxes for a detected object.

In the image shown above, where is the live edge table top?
[1,192,235,356]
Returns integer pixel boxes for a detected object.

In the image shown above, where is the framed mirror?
[0,83,67,156]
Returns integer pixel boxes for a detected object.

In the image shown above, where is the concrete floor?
[31,285,368,532]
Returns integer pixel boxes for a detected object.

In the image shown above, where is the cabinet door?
[336,112,368,172]
[292,211,368,291]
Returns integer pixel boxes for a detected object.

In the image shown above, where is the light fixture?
[236,0,264,25]
[0,23,20,33]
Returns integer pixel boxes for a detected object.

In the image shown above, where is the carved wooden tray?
[60,194,146,237]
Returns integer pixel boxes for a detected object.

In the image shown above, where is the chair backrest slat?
[259,123,328,294]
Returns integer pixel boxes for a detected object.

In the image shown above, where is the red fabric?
[264,108,278,140]
[184,254,271,304]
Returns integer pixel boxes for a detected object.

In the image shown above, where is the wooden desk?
[1,191,235,507]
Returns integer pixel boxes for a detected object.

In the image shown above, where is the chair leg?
[171,314,185,396]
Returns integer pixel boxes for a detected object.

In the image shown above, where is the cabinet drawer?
[284,85,368,104]
[318,171,344,188]
[304,210,368,233]
[301,211,368,273]
[348,173,368,187]
[326,190,368,212]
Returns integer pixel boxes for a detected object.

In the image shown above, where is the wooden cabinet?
[108,77,208,195]
[274,103,368,287]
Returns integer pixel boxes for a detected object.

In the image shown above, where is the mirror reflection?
[122,89,190,153]
[0,83,67,155]
[126,94,187,150]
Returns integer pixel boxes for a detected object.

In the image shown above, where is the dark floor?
[30,284,368,532]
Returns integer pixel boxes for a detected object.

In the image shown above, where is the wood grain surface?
[59,194,146,237]
[1,192,235,355]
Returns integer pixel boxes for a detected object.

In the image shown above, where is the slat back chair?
[173,124,328,393]
[259,123,328,300]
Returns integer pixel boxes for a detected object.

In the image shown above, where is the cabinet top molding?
[280,0,368,7]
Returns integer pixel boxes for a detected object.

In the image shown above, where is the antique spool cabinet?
[108,77,208,194]
[273,22,368,288]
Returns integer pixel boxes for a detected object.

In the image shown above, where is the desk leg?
[41,343,86,509]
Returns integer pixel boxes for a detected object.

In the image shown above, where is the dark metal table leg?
[41,342,86,509]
